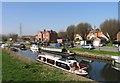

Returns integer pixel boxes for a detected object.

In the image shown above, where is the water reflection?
[18,50,38,59]
[88,61,106,81]
[101,64,120,81]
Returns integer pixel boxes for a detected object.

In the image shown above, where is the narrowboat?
[41,47,75,56]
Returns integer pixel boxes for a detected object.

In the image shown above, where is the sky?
[2,2,118,36]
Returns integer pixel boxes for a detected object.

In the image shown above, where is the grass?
[2,49,92,82]
[68,48,119,56]
[106,43,112,47]
[0,49,2,83]
[106,43,118,48]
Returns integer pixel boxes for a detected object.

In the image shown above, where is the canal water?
[17,50,120,82]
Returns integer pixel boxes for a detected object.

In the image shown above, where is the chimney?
[44,29,46,32]
[51,30,53,32]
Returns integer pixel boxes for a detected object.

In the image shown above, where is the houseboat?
[111,56,120,71]
[111,56,120,64]
[12,43,26,50]
[36,53,88,75]
[10,47,21,52]
[41,47,75,56]
[30,44,39,52]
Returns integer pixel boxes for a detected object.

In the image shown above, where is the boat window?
[38,56,41,60]
[41,56,46,62]
[56,61,70,70]
[47,59,55,65]
[56,61,61,67]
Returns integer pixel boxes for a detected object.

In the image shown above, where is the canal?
[17,50,120,82]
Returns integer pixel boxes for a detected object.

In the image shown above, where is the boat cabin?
[38,54,71,70]
[37,54,88,75]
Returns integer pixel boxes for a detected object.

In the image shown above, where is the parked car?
[81,44,94,50]
[99,43,105,47]
[64,42,74,48]
[113,44,119,47]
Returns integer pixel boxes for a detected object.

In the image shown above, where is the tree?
[8,33,18,42]
[75,23,92,40]
[100,19,120,44]
[66,25,75,41]
[57,31,67,39]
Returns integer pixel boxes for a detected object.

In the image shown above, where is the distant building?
[37,31,43,42]
[93,37,106,46]
[22,35,35,41]
[87,29,108,46]
[74,34,83,41]
[74,34,83,45]
[36,29,57,42]
[117,31,120,41]
[87,30,109,41]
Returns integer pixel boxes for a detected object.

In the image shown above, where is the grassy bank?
[0,49,2,83]
[2,49,93,82]
[68,48,119,56]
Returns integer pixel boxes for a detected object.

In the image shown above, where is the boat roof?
[38,54,73,65]
[38,54,62,60]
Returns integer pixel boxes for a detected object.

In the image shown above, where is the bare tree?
[75,23,92,40]
[66,25,75,41]
[100,19,120,44]
[57,31,67,39]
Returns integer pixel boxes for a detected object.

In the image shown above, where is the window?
[38,56,41,60]
[56,61,70,70]
[47,59,55,65]
[56,61,61,67]
[40,56,46,62]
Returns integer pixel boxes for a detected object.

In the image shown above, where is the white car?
[81,44,94,50]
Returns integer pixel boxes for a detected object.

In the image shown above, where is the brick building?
[36,30,57,42]
[74,34,83,41]
[117,31,120,41]
[37,31,43,41]
[87,30,109,41]
[87,29,109,46]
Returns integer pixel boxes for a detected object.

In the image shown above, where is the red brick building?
[36,30,57,42]
[117,31,120,41]
[37,31,43,42]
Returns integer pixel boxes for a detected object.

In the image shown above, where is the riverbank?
[2,49,94,82]
[69,48,119,56]
[68,48,117,63]
[25,44,119,55]
[0,49,2,83]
